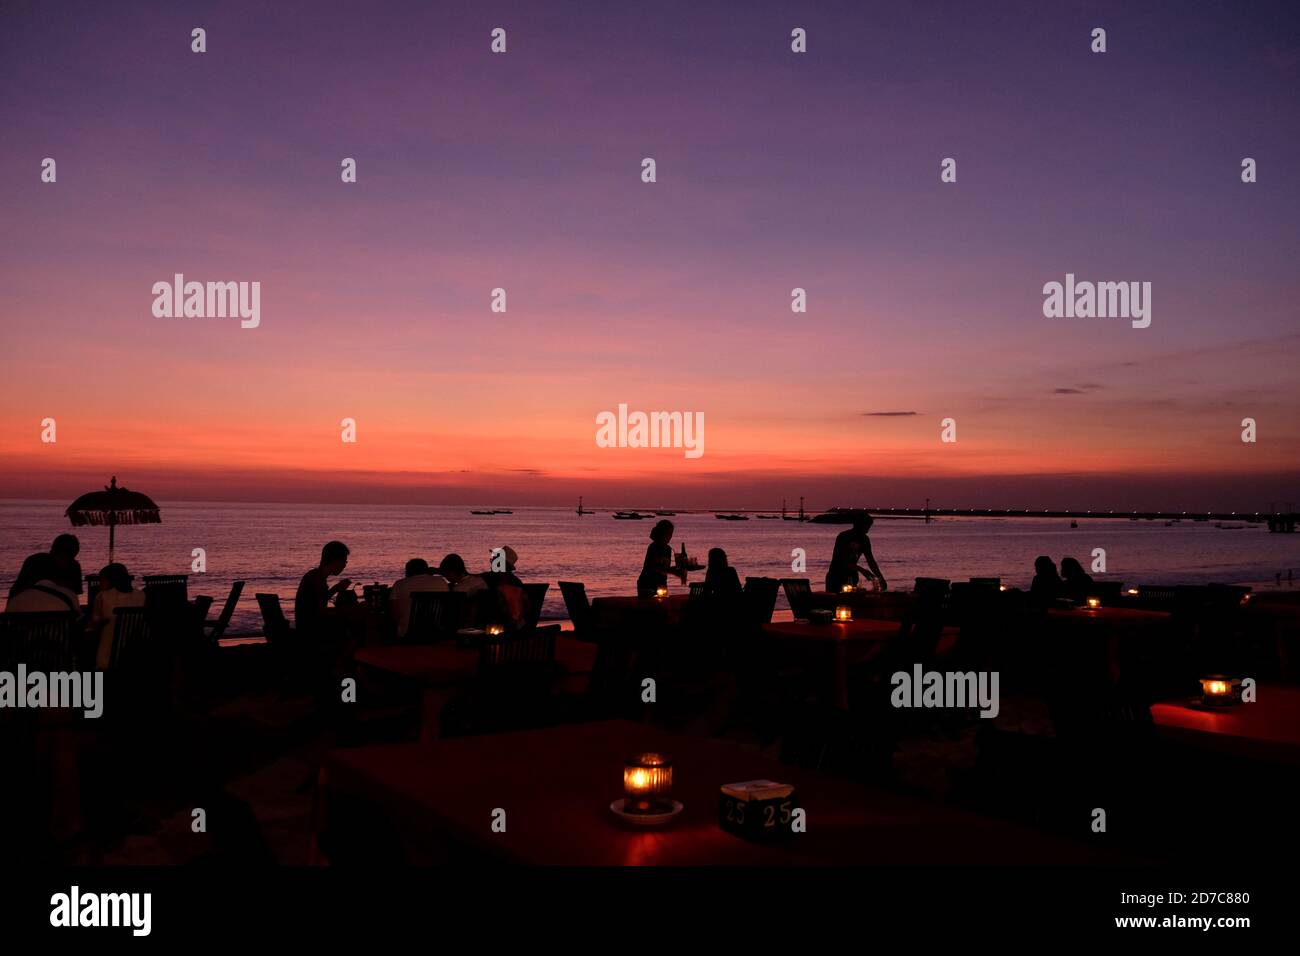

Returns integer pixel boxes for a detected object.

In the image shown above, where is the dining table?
[806,589,916,621]
[312,719,1133,866]
[1150,683,1300,765]
[353,635,598,739]
[761,619,902,711]
[590,594,691,629]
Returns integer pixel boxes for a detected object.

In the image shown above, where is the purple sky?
[1,0,1297,511]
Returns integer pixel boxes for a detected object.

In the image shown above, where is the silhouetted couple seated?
[7,533,84,614]
[1029,555,1095,605]
[391,548,528,636]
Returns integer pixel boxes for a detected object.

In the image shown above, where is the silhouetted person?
[826,515,887,592]
[295,541,353,641]
[1029,555,1062,604]
[703,548,742,598]
[89,563,145,668]
[637,520,684,598]
[440,554,486,593]
[1059,556,1095,603]
[481,545,524,588]
[9,533,82,600]
[390,557,448,639]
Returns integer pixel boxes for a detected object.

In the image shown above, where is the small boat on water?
[716,514,749,521]
[577,497,594,516]
[470,510,494,515]
[654,510,676,516]
[1069,520,1078,528]
[1215,523,1246,530]
[756,514,779,519]
[613,511,648,520]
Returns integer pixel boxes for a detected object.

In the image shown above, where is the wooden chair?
[558,581,594,638]
[781,578,813,620]
[204,581,244,641]
[742,577,780,625]
[688,582,708,599]
[521,582,549,630]
[255,593,294,646]
[0,611,80,671]
[109,606,156,670]
[441,625,562,736]
[406,591,465,643]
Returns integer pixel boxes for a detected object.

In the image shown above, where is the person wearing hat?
[482,546,523,588]
[89,562,146,668]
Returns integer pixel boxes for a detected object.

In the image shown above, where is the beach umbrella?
[65,476,161,562]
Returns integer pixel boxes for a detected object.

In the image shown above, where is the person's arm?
[327,578,352,597]
[859,538,887,590]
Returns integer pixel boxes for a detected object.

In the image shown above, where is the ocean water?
[1,500,1296,635]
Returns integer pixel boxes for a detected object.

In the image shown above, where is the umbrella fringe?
[67,510,162,526]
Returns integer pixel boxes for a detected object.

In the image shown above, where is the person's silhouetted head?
[321,540,350,575]
[493,546,518,572]
[707,547,728,571]
[852,514,874,533]
[1060,557,1085,580]
[440,554,468,583]
[99,563,133,593]
[51,534,80,560]
[405,557,429,577]
[1034,555,1059,578]
[650,520,674,544]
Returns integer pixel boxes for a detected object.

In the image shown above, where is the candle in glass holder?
[654,586,669,599]
[1126,588,1139,596]
[1086,597,1101,609]
[1199,676,1238,706]
[834,605,852,622]
[624,753,673,813]
[485,623,505,637]
[840,583,855,593]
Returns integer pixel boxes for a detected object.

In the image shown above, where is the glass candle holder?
[1199,676,1239,706]
[624,753,673,813]
[654,587,669,599]
[485,623,505,637]
[834,605,852,622]
[841,584,855,593]
[1086,597,1101,609]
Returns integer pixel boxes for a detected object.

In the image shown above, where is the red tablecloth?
[590,594,690,628]
[807,590,916,621]
[762,620,901,711]
[1046,607,1172,632]
[1151,685,1300,765]
[313,720,1130,865]
[354,638,597,687]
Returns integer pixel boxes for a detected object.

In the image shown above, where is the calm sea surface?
[1,501,1296,635]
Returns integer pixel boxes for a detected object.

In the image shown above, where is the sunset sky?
[2,0,1297,511]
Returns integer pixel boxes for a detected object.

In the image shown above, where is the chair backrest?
[780,578,813,619]
[742,577,780,625]
[521,583,549,629]
[914,577,951,596]
[407,591,466,643]
[209,581,245,638]
[192,595,214,624]
[558,581,593,634]
[688,582,707,599]
[255,593,291,644]
[0,611,79,671]
[477,624,558,675]
[85,573,102,609]
[109,606,154,670]
[969,577,1001,589]
[144,574,189,601]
